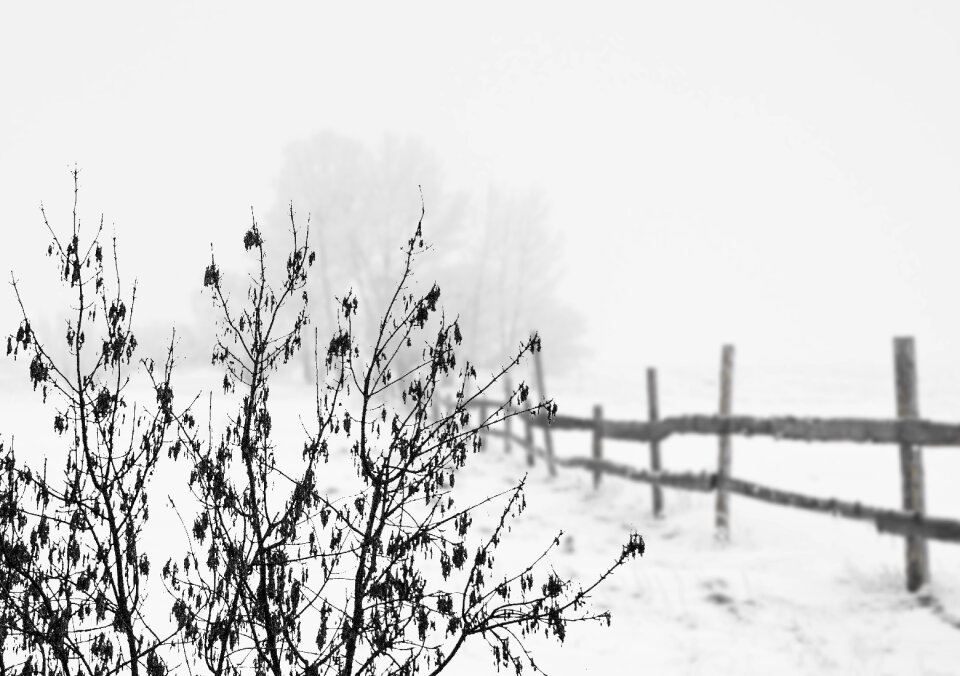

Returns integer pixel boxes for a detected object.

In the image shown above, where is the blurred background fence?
[444,336,960,594]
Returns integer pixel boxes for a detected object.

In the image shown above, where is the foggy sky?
[3,2,960,387]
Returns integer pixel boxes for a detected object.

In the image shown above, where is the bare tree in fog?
[268,132,584,381]
[455,186,584,373]
[268,133,467,382]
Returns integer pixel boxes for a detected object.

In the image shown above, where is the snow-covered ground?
[493,358,960,675]
[3,358,960,675]
[454,442,960,675]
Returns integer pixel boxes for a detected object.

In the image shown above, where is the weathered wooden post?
[478,402,488,452]
[533,348,557,477]
[524,414,535,467]
[592,405,603,490]
[894,336,930,592]
[715,344,735,540]
[504,377,513,454]
[647,367,664,517]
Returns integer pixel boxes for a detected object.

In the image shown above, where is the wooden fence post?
[647,367,664,517]
[715,344,735,540]
[533,348,557,477]
[894,337,930,592]
[592,405,603,490]
[478,403,487,451]
[504,378,513,454]
[524,414,535,467]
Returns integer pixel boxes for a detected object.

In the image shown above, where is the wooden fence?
[450,337,959,593]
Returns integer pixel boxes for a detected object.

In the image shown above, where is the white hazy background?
[3,2,960,387]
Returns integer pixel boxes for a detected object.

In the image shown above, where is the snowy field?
[3,357,960,675]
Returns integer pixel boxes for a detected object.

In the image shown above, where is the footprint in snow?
[701,578,742,619]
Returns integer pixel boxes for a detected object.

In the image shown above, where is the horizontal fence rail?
[482,427,960,544]
[462,403,960,447]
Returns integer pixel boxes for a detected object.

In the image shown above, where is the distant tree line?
[267,132,586,381]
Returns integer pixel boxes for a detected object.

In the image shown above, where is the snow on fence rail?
[445,337,953,593]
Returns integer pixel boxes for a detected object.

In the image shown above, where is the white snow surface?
[3,361,960,675]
